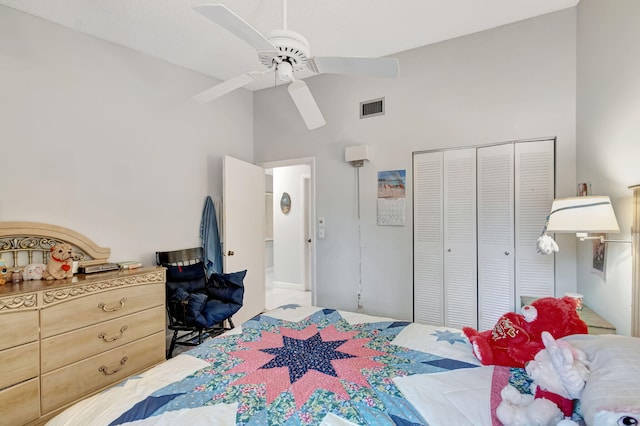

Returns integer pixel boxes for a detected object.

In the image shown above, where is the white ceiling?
[1,0,579,91]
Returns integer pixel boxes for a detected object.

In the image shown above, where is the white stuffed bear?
[528,331,590,401]
[497,385,564,426]
[537,234,559,255]
[22,263,47,280]
[497,331,589,426]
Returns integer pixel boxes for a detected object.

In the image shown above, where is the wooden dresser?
[0,267,166,425]
[0,222,166,425]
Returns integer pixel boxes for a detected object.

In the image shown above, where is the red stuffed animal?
[463,297,588,368]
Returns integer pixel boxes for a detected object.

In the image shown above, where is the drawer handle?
[98,356,128,376]
[98,298,127,312]
[98,325,128,342]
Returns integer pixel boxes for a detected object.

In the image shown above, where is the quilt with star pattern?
[49,305,521,426]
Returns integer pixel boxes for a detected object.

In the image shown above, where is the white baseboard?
[272,280,304,291]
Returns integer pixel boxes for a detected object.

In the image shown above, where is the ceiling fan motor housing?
[261,29,310,71]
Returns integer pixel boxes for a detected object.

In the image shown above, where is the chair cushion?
[207,269,246,306]
[165,262,206,282]
[171,287,208,328]
[202,298,243,325]
[166,277,207,296]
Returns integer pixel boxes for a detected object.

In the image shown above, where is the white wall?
[576,0,640,336]
[0,6,254,266]
[254,9,578,320]
[272,165,310,289]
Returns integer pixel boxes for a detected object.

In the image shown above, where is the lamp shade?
[546,196,620,233]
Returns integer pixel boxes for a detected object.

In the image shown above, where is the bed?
[4,224,639,425]
[45,305,532,425]
[47,302,640,426]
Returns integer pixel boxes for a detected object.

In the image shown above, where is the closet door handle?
[504,251,510,256]
[447,248,452,252]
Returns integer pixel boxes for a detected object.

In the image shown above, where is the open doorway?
[262,158,315,310]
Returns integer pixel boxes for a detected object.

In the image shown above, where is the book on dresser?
[116,260,143,270]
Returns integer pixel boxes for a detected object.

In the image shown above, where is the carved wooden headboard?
[0,222,111,268]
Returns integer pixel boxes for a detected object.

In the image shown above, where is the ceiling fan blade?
[194,4,278,60]
[192,71,265,103]
[287,80,326,130]
[307,57,399,79]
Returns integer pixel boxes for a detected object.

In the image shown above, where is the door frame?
[260,156,316,305]
[303,175,312,292]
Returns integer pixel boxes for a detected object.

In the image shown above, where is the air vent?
[360,97,385,119]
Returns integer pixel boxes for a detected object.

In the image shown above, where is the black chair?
[156,247,244,358]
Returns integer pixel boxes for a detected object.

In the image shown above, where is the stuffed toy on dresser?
[0,257,8,285]
[42,243,75,280]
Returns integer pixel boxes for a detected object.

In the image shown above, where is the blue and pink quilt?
[50,306,521,425]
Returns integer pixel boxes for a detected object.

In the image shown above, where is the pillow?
[202,298,243,325]
[171,287,208,328]
[207,270,246,306]
[166,277,207,297]
[165,262,206,282]
[165,263,207,295]
[562,334,640,426]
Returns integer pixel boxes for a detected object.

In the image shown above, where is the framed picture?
[280,192,291,214]
[577,182,591,196]
[592,233,606,279]
[377,170,406,226]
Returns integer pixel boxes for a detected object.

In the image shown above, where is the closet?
[413,138,555,330]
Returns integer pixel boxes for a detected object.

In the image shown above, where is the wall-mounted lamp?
[537,195,631,255]
[547,196,621,241]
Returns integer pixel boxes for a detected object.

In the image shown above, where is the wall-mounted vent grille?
[360,97,385,119]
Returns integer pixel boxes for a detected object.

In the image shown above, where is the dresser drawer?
[41,283,164,338]
[0,378,40,425]
[42,305,165,373]
[0,309,39,350]
[0,341,39,389]
[41,331,165,413]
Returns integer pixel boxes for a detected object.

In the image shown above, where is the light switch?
[318,216,326,226]
[318,228,326,239]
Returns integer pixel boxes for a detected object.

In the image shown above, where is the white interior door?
[223,155,265,325]
[477,143,515,330]
[443,148,477,329]
[413,151,444,325]
[515,140,555,301]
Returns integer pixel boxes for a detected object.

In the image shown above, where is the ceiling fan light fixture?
[262,29,310,71]
[277,61,293,83]
[192,3,399,130]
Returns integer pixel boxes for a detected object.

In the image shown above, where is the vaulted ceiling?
[1,0,579,90]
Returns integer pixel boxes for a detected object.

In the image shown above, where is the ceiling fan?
[192,1,400,130]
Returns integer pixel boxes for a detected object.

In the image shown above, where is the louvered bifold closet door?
[515,140,555,303]
[444,149,477,329]
[477,144,515,330]
[413,152,444,325]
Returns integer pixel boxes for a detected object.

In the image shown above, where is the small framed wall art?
[280,192,291,214]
